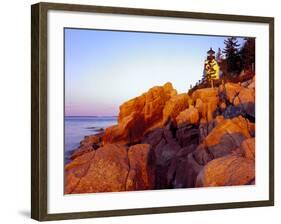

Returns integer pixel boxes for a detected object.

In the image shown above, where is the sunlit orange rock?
[65,151,96,194]
[66,144,129,194]
[204,116,251,147]
[65,143,157,194]
[118,96,146,123]
[196,155,255,187]
[224,83,242,103]
[198,115,224,143]
[192,88,219,121]
[126,144,155,190]
[195,98,205,115]
[193,116,253,164]
[220,102,227,110]
[162,93,190,125]
[233,87,255,106]
[248,76,255,89]
[118,82,176,124]
[176,106,199,126]
[220,82,255,118]
[192,88,218,103]
[207,100,219,121]
[196,100,217,122]
[103,111,146,145]
[144,82,177,125]
[242,76,255,89]
[241,137,255,159]
[104,82,177,145]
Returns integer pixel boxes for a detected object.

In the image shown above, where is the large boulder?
[126,144,155,190]
[220,82,255,120]
[103,82,177,145]
[176,106,199,127]
[65,143,157,194]
[192,88,218,103]
[240,137,255,160]
[118,82,176,124]
[223,83,242,103]
[65,151,96,194]
[241,76,255,89]
[198,115,224,142]
[196,155,255,187]
[118,96,146,123]
[70,145,94,161]
[193,116,252,164]
[193,88,219,121]
[233,87,255,119]
[248,76,255,89]
[143,82,177,125]
[103,111,146,145]
[204,116,251,148]
[65,144,130,194]
[70,134,102,160]
[233,87,255,106]
[162,93,190,125]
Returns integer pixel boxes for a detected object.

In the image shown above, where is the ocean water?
[64,116,117,163]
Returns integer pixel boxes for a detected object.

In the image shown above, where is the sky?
[65,28,245,116]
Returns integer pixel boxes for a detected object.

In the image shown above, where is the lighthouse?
[204,48,220,88]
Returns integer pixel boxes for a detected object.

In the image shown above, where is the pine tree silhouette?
[223,37,241,75]
[240,38,255,71]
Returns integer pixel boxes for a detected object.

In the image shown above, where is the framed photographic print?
[31,2,274,221]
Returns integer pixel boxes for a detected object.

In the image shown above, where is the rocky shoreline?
[65,76,255,194]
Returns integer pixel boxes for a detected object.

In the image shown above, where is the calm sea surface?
[64,116,117,163]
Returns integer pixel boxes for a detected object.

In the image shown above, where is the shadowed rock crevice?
[126,144,156,191]
[218,82,255,123]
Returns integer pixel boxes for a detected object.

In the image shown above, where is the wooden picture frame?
[31,2,274,221]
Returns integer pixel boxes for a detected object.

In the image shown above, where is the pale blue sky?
[65,28,244,116]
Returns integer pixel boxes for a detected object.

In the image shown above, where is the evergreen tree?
[240,37,255,71]
[216,47,222,63]
[223,37,241,74]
